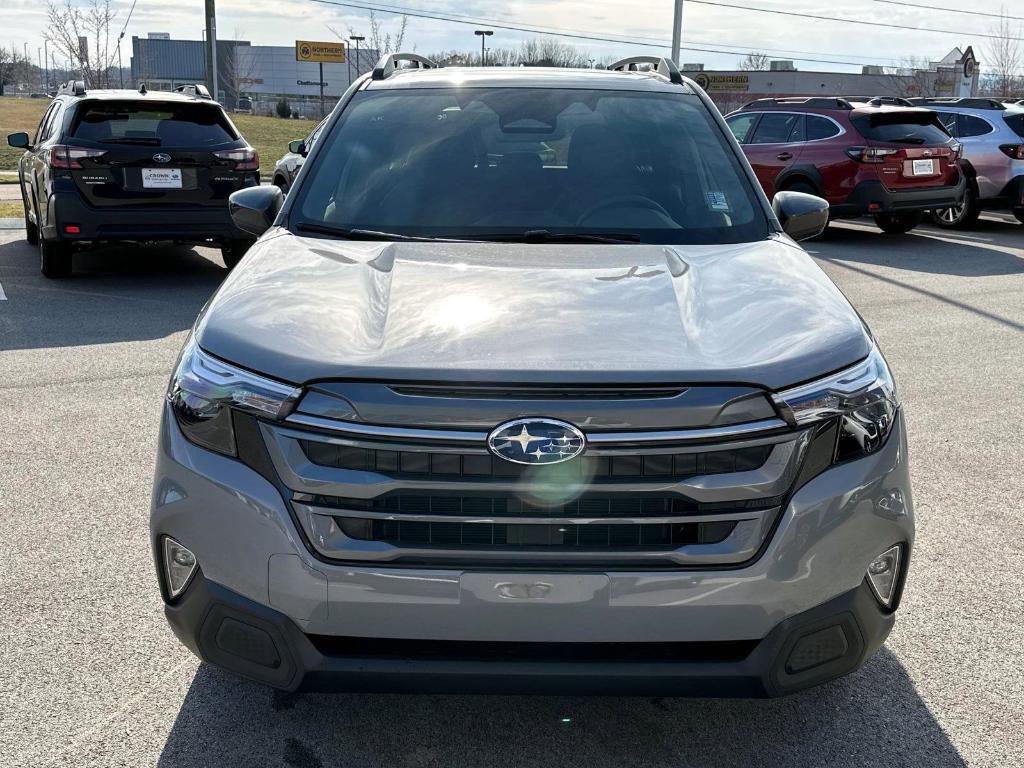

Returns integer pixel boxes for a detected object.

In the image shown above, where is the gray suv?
[151,55,913,697]
[910,97,1024,226]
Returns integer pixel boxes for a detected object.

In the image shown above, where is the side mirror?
[7,132,31,150]
[773,191,829,242]
[229,186,284,237]
[288,139,307,156]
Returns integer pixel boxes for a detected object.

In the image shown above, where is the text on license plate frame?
[142,168,183,189]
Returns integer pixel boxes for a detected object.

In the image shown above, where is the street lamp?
[474,30,492,66]
[349,35,365,77]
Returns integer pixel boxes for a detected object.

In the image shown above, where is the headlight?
[775,343,898,461]
[168,336,301,455]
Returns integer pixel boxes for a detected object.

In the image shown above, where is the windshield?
[71,101,238,147]
[293,88,768,244]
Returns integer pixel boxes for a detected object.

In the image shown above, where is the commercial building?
[130,34,378,117]
[685,47,980,113]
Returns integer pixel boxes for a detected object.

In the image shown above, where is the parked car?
[725,96,964,233]
[153,54,912,697]
[908,97,1024,227]
[272,117,327,193]
[7,80,261,278]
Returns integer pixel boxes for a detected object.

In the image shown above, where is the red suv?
[725,97,965,233]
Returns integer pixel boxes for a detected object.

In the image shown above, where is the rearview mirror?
[773,191,829,242]
[288,139,306,156]
[229,186,284,237]
[7,132,30,150]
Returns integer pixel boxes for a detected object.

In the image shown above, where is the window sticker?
[707,191,730,211]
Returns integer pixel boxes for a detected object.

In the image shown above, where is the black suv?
[7,81,260,278]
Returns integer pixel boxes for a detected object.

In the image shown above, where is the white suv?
[911,97,1024,227]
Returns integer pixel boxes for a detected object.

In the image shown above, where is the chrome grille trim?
[284,413,790,446]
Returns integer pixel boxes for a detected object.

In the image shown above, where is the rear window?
[852,111,952,145]
[1003,113,1024,138]
[71,101,237,147]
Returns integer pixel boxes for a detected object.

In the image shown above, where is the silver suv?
[911,97,1024,226]
[151,55,913,697]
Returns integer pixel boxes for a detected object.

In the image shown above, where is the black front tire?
[874,211,922,234]
[39,234,72,278]
[221,238,254,269]
[931,187,981,229]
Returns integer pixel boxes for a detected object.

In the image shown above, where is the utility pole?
[671,0,683,64]
[37,47,42,91]
[474,29,493,66]
[204,0,218,97]
[44,40,49,93]
[349,36,364,78]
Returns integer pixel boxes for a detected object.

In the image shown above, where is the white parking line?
[0,281,6,300]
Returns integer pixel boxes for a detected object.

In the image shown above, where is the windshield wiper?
[471,229,642,244]
[294,222,464,242]
[98,137,162,146]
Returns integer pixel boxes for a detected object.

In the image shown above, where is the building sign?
[295,40,346,64]
[297,80,327,87]
[693,73,750,92]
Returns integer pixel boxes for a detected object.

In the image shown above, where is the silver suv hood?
[195,231,870,390]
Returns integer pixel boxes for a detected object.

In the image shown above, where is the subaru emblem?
[152,153,172,163]
[487,418,586,465]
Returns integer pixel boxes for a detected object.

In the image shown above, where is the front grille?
[307,492,785,517]
[337,518,737,549]
[300,441,772,480]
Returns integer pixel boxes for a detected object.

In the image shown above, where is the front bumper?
[151,407,914,696]
[831,176,966,217]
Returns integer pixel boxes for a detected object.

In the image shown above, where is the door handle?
[776,152,793,161]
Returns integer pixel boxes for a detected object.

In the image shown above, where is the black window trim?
[730,110,846,145]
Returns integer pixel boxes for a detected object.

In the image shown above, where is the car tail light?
[999,144,1024,160]
[214,147,260,170]
[845,146,899,163]
[47,145,107,169]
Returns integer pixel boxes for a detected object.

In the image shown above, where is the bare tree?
[737,52,770,71]
[981,7,1022,97]
[875,56,938,99]
[0,46,31,96]
[429,37,590,68]
[363,11,408,55]
[45,0,118,88]
[222,30,258,109]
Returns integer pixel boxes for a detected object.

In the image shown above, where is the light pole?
[671,0,683,64]
[349,35,364,78]
[474,30,492,66]
[44,40,49,93]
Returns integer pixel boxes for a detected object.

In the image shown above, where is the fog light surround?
[867,544,902,608]
[163,537,198,599]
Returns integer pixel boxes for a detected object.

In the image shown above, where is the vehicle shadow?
[157,647,965,768]
[812,218,1024,278]
[0,239,225,351]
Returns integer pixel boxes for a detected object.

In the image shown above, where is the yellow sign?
[295,40,346,64]
[693,73,750,92]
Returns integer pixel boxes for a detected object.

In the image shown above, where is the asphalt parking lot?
[1,216,1022,768]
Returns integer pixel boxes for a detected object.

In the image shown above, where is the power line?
[684,0,1024,43]
[868,0,1024,23]
[308,0,919,67]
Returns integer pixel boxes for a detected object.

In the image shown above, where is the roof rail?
[372,53,438,81]
[173,83,212,99]
[742,96,854,110]
[57,80,86,97]
[908,96,1006,110]
[842,95,915,107]
[607,56,684,85]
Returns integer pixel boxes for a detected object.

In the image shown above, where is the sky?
[5,0,1020,74]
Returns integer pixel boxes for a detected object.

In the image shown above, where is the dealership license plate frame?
[141,168,183,189]
[911,159,937,177]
